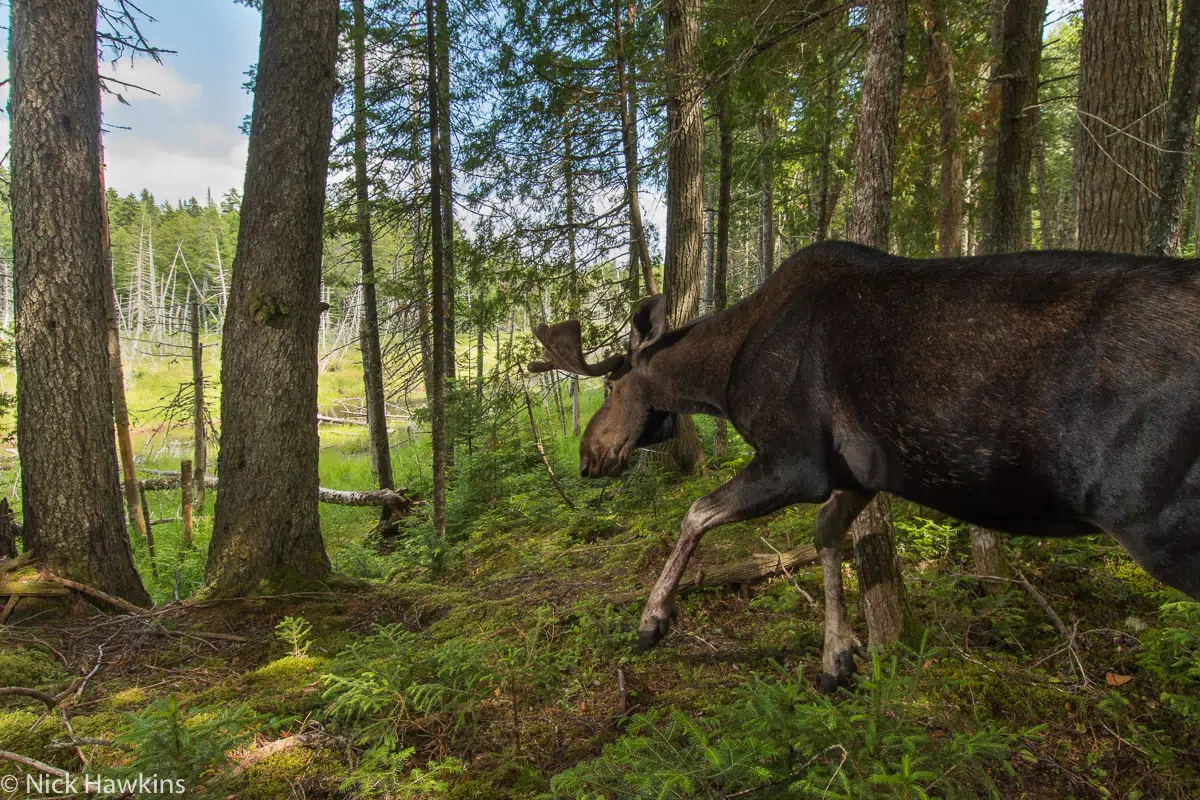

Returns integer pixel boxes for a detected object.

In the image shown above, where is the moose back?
[529,240,1200,687]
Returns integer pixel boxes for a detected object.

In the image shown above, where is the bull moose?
[529,240,1200,689]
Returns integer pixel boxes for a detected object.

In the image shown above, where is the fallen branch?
[523,384,574,510]
[316,417,367,429]
[0,749,70,778]
[0,581,71,598]
[0,551,34,576]
[43,575,147,614]
[607,541,842,606]
[0,687,62,707]
[139,473,417,511]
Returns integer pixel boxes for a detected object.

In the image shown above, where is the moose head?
[528,295,678,477]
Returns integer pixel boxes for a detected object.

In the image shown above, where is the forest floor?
[1,353,1199,799]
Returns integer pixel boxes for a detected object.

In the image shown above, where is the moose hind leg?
[814,490,875,692]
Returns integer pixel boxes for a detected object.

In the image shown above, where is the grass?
[1,349,1199,799]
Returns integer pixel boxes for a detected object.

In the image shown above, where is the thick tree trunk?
[983,0,1048,254]
[846,0,907,249]
[661,0,705,473]
[353,0,395,493]
[757,107,776,285]
[923,0,964,256]
[427,0,448,539]
[206,0,338,596]
[712,81,733,458]
[846,0,910,649]
[11,0,149,605]
[1149,0,1200,255]
[1076,0,1168,253]
[437,0,455,382]
[613,0,657,297]
[565,121,581,437]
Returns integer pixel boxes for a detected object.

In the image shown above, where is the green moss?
[0,649,64,689]
[100,687,150,712]
[237,746,347,800]
[0,711,67,767]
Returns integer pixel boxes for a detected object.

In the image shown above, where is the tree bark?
[11,0,149,605]
[969,525,1008,593]
[427,0,448,539]
[353,0,395,494]
[190,301,206,509]
[100,142,149,546]
[846,0,908,250]
[712,80,733,458]
[206,0,338,596]
[983,0,1048,254]
[613,0,657,297]
[922,0,964,256]
[846,0,910,649]
[1075,0,1168,253]
[1149,0,1200,255]
[757,107,777,284]
[661,0,705,473]
[437,0,455,383]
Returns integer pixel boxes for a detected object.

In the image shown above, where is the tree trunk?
[1076,0,1168,253]
[983,0,1048,254]
[191,301,207,509]
[661,0,705,474]
[100,142,149,546]
[923,0,964,256]
[565,118,582,437]
[11,0,149,605]
[353,0,395,493]
[1149,0,1200,255]
[846,0,907,250]
[852,495,908,646]
[437,0,455,383]
[206,0,338,596]
[846,0,910,649]
[712,79,733,458]
[1034,111,1054,248]
[969,525,1008,593]
[815,66,840,244]
[427,0,448,539]
[757,107,776,285]
[613,0,657,296]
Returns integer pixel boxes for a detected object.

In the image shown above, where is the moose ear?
[631,294,668,352]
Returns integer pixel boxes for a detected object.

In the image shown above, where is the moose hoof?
[635,614,672,655]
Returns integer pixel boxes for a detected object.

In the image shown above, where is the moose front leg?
[636,457,827,653]
[813,490,875,692]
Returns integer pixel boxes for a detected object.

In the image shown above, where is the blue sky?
[0,0,1082,208]
[2,0,262,204]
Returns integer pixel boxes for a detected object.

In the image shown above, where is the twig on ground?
[758,536,816,606]
[0,748,70,778]
[43,574,147,614]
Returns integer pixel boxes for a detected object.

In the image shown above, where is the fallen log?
[0,581,70,598]
[138,473,415,509]
[605,541,844,606]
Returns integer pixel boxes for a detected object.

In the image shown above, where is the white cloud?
[103,130,247,203]
[100,59,201,108]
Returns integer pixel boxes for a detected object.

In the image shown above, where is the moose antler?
[527,320,626,376]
